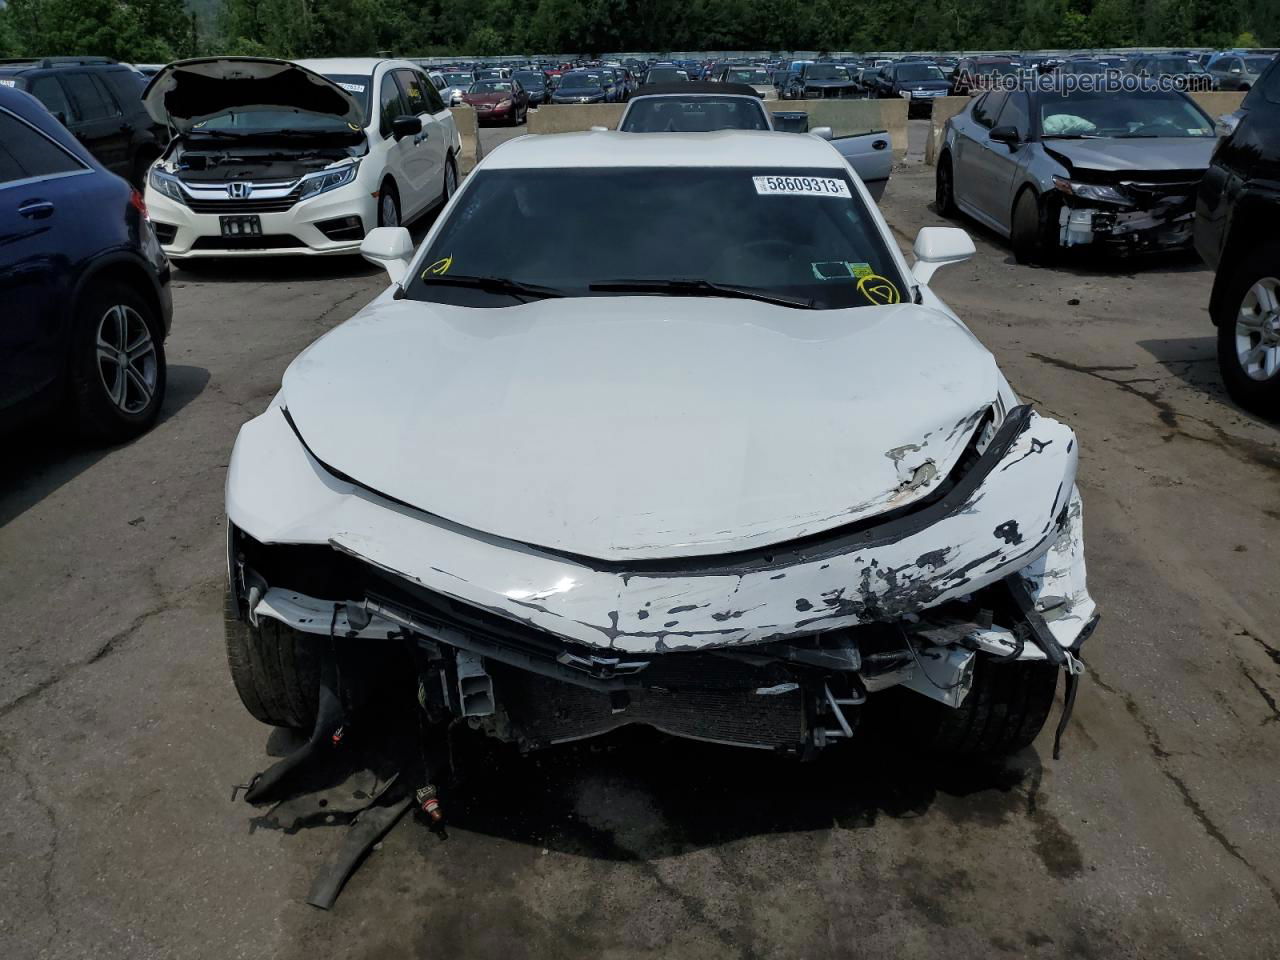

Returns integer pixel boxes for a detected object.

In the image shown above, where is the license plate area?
[220,216,262,237]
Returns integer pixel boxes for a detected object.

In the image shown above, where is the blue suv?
[1,84,172,441]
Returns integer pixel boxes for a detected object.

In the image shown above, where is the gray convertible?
[936,86,1218,262]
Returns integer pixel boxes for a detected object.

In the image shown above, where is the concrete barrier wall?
[528,104,626,134]
[1189,91,1247,119]
[925,96,971,165]
[450,106,482,174]
[526,99,910,157]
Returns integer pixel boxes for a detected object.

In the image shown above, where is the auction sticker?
[753,175,850,198]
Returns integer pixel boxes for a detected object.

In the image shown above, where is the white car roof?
[484,130,843,170]
[294,58,417,75]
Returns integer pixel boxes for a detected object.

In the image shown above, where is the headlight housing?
[1053,176,1130,206]
[498,97,513,108]
[298,161,360,201]
[148,168,185,204]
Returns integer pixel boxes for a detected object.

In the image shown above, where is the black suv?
[1194,58,1280,416]
[0,57,166,187]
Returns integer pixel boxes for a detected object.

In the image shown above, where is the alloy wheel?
[1236,277,1280,381]
[96,304,157,414]
[380,192,399,228]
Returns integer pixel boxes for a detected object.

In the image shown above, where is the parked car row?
[936,60,1280,414]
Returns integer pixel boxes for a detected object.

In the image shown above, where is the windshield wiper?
[1042,133,1104,139]
[417,274,565,301]
[589,278,814,309]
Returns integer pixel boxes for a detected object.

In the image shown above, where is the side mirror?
[988,124,1020,148]
[54,111,69,126]
[391,115,423,140]
[911,226,975,283]
[360,226,415,284]
[810,125,834,141]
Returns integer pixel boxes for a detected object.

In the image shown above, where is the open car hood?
[142,57,364,134]
[281,296,1003,562]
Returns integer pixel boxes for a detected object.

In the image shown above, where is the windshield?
[405,167,905,310]
[728,69,771,84]
[475,70,504,80]
[321,74,371,119]
[805,65,850,81]
[514,72,545,88]
[443,73,471,85]
[559,75,603,91]
[1040,91,1214,138]
[646,68,687,82]
[469,81,511,94]
[897,64,945,82]
[1065,61,1105,74]
[621,97,769,132]
[978,62,1019,76]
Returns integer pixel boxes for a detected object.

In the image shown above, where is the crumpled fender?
[227,401,1085,653]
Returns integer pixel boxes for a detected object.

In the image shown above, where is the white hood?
[281,296,1001,561]
[142,57,365,134]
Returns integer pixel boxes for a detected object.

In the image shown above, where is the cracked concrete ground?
[2,129,1279,959]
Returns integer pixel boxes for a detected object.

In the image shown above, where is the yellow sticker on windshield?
[857,274,900,305]
[424,255,453,277]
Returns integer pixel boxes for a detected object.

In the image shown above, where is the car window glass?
[28,76,74,120]
[421,79,447,113]
[973,92,1006,127]
[379,72,409,137]
[102,70,144,108]
[397,70,429,114]
[0,112,84,182]
[1260,61,1280,105]
[62,72,117,121]
[996,93,1029,137]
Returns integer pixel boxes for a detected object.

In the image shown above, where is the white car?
[142,57,461,259]
[224,131,1097,765]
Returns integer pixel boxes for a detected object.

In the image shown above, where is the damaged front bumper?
[226,401,1096,753]
[1054,177,1200,252]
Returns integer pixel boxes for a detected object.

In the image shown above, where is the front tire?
[224,588,322,729]
[71,281,166,441]
[935,154,959,217]
[1011,188,1059,265]
[1214,245,1280,417]
[891,656,1060,757]
[442,153,458,205]
[377,180,401,228]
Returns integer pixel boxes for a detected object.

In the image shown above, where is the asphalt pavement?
[2,120,1278,960]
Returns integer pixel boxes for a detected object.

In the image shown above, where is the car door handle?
[18,199,55,219]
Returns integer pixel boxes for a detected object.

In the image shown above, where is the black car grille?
[806,86,855,98]
[184,188,303,215]
[491,662,807,749]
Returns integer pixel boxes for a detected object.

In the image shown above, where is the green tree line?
[0,0,1275,62]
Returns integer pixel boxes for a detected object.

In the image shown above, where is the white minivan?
[142,57,461,259]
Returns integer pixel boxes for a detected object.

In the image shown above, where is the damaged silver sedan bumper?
[226,400,1095,752]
